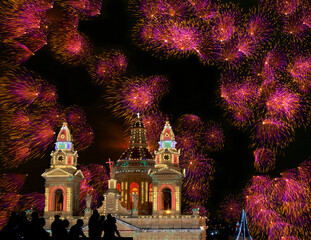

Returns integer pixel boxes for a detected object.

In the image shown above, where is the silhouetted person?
[99,216,106,238]
[30,212,40,229]
[51,215,62,239]
[36,218,50,240]
[88,209,100,240]
[60,219,69,240]
[69,219,86,240]
[26,211,41,239]
[57,219,69,240]
[103,214,120,240]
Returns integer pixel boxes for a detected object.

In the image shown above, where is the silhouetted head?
[93,209,99,215]
[107,214,112,219]
[31,212,39,220]
[54,215,60,220]
[77,219,84,227]
[63,219,69,228]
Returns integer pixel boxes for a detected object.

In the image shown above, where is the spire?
[129,114,148,148]
[158,119,176,149]
[55,122,73,151]
[57,122,72,142]
[119,114,153,160]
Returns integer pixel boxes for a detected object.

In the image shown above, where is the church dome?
[120,146,153,160]
[119,114,153,161]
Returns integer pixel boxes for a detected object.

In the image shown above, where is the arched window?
[162,188,172,210]
[55,189,63,211]
[130,182,139,209]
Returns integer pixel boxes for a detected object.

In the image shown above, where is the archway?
[54,189,64,211]
[130,182,139,210]
[162,188,172,210]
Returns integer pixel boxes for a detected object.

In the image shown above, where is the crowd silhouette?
[0,210,125,240]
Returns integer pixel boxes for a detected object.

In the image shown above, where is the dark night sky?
[15,0,311,216]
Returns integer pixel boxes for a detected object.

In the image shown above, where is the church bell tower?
[150,119,184,216]
[42,122,84,217]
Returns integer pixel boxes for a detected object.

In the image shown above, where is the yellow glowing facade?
[42,122,83,217]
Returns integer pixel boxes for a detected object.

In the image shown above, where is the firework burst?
[188,0,218,21]
[201,121,224,151]
[180,150,214,209]
[218,194,242,224]
[275,0,301,16]
[244,159,311,239]
[36,82,58,107]
[106,76,168,122]
[283,12,308,42]
[65,106,88,127]
[30,119,56,154]
[88,50,127,86]
[252,46,288,81]
[71,124,95,151]
[220,73,259,127]
[17,193,45,212]
[254,148,276,172]
[211,3,242,42]
[1,140,31,168]
[252,117,295,149]
[56,0,102,19]
[48,28,90,65]
[132,0,165,20]
[142,111,166,152]
[87,164,109,197]
[0,70,42,109]
[288,52,311,93]
[265,87,305,126]
[218,34,255,68]
[0,174,26,194]
[176,114,203,134]
[245,7,277,46]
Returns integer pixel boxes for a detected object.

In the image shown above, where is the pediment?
[42,168,73,177]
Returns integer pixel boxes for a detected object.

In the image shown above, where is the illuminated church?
[42,116,204,234]
[101,114,184,217]
[41,115,184,218]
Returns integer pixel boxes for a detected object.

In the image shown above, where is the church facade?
[42,122,84,218]
[108,115,184,217]
[150,120,183,216]
[42,116,185,218]
[41,117,205,235]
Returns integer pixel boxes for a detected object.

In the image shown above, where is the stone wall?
[119,215,205,229]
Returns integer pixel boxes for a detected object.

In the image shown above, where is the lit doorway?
[55,189,63,211]
[162,188,172,210]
